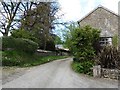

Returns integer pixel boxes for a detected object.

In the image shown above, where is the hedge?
[2,36,38,54]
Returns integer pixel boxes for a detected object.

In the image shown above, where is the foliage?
[46,37,55,51]
[112,34,118,48]
[14,38,38,54]
[54,35,63,44]
[0,2,60,51]
[65,25,100,61]
[2,50,68,67]
[11,29,39,43]
[2,36,15,50]
[20,2,60,50]
[63,23,78,49]
[72,60,94,75]
[2,51,24,66]
[96,46,120,69]
[2,36,38,54]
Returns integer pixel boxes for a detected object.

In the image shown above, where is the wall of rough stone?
[101,68,119,80]
[36,50,70,56]
[79,7,118,37]
[93,65,119,80]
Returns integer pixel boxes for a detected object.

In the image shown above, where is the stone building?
[78,6,118,46]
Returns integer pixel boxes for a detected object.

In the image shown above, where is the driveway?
[2,58,118,88]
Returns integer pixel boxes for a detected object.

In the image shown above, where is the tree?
[0,1,65,51]
[0,1,37,36]
[54,35,63,44]
[20,2,60,50]
[0,1,21,36]
[63,22,78,49]
[65,25,100,61]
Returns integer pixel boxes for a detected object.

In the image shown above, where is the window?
[99,37,112,46]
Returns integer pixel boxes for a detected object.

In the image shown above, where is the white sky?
[58,0,120,22]
[0,0,120,37]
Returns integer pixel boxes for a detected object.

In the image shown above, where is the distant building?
[55,44,70,56]
[78,6,118,46]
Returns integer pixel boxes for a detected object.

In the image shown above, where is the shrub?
[11,29,39,43]
[2,51,23,66]
[2,57,21,66]
[112,34,118,48]
[2,36,15,50]
[66,25,100,61]
[96,46,120,69]
[72,60,94,75]
[2,36,38,54]
[14,38,38,54]
[73,57,80,62]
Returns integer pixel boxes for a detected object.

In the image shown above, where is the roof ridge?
[100,5,118,16]
[78,5,118,23]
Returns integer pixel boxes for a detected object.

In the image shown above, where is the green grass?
[2,50,68,67]
[71,60,94,76]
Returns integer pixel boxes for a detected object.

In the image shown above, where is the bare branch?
[0,2,21,36]
[0,11,7,19]
[0,30,4,35]
[1,2,10,20]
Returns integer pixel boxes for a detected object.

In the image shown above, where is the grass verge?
[2,50,68,67]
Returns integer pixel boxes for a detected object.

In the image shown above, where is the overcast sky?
[54,0,120,39]
[58,0,120,22]
[0,0,120,36]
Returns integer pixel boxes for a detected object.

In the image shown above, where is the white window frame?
[99,37,112,46]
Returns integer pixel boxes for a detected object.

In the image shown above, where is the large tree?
[0,1,65,50]
[0,1,21,36]
[0,1,37,36]
[20,2,60,50]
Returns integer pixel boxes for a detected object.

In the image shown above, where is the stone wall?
[36,51,56,56]
[101,68,119,80]
[36,49,56,56]
[93,65,120,80]
[36,49,70,56]
[79,6,118,37]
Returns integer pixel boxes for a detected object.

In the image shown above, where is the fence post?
[93,65,101,78]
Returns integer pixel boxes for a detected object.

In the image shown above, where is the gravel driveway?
[2,58,118,88]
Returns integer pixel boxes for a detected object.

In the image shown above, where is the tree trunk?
[3,32,8,36]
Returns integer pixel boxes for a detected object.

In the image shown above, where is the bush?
[11,29,39,43]
[66,25,100,61]
[2,36,38,54]
[96,46,120,69]
[2,36,15,50]
[2,51,25,66]
[112,34,118,48]
[14,38,38,54]
[73,57,80,62]
[72,60,94,75]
